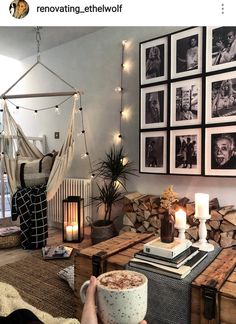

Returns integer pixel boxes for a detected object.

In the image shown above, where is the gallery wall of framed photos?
[139,26,236,177]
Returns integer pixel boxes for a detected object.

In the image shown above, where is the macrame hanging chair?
[1,27,79,201]
[2,98,77,201]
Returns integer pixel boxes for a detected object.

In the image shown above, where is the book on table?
[134,246,199,268]
[42,245,73,260]
[143,237,192,259]
[129,250,208,280]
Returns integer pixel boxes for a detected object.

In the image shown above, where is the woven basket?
[0,232,21,249]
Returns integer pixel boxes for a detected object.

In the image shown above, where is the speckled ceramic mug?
[80,270,148,324]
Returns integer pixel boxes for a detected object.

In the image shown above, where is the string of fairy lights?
[3,32,130,179]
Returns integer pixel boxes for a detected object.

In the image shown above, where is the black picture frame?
[205,125,236,176]
[171,27,203,79]
[205,70,236,124]
[140,84,168,129]
[140,36,168,85]
[140,131,167,174]
[169,128,202,175]
[206,26,236,73]
[139,26,236,177]
[170,77,202,127]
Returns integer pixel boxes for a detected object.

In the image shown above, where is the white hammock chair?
[2,98,77,201]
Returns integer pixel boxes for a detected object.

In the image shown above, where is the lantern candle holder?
[63,196,84,243]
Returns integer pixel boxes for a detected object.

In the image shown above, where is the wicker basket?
[0,232,21,249]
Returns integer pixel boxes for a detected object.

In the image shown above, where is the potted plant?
[90,146,136,244]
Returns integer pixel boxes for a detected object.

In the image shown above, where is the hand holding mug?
[80,270,148,324]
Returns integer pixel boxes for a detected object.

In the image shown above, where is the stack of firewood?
[120,192,236,248]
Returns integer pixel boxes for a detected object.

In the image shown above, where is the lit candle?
[175,209,186,228]
[195,193,209,219]
[66,225,73,241]
[72,224,78,240]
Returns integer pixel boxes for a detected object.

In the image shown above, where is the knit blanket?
[0,282,80,324]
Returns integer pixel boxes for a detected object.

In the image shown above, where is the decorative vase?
[160,210,175,243]
[91,220,116,245]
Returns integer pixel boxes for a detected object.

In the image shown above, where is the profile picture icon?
[9,0,29,19]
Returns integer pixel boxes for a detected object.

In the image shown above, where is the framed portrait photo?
[170,77,202,127]
[140,131,167,174]
[171,27,203,79]
[140,36,168,85]
[169,128,201,175]
[205,70,236,124]
[205,125,236,176]
[140,84,167,129]
[206,26,236,73]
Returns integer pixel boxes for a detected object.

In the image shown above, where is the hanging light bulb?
[74,93,79,100]
[90,173,95,179]
[115,86,123,92]
[122,156,129,166]
[34,110,38,116]
[121,107,131,121]
[122,40,127,46]
[77,130,85,137]
[81,152,89,159]
[55,105,60,114]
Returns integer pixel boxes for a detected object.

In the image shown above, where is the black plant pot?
[91,220,116,245]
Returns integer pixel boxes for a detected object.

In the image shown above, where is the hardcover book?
[143,237,192,259]
[42,245,73,260]
[129,251,208,280]
[134,246,199,268]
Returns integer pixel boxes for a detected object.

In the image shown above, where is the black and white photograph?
[206,26,236,73]
[205,126,236,176]
[170,78,202,126]
[140,36,168,85]
[205,71,236,124]
[171,27,203,79]
[141,84,167,129]
[140,131,167,173]
[170,128,201,175]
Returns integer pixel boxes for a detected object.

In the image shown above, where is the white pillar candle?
[195,193,209,219]
[66,225,73,241]
[72,224,78,240]
[175,209,186,228]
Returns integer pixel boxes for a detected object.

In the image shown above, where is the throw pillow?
[16,153,55,188]
[57,265,74,291]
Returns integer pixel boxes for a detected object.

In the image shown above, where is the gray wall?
[7,26,236,207]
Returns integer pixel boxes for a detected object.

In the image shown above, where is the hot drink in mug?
[80,270,148,324]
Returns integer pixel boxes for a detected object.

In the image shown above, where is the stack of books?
[129,237,208,279]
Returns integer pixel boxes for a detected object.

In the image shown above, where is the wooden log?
[213,230,221,243]
[209,197,220,210]
[149,216,161,229]
[178,197,190,206]
[144,210,151,219]
[137,225,146,233]
[143,221,150,229]
[186,226,199,240]
[209,220,221,230]
[224,210,236,226]
[218,205,234,216]
[220,220,236,232]
[210,209,223,221]
[220,232,235,248]
[123,213,137,226]
[186,203,195,216]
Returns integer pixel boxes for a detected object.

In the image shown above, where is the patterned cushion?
[17,153,55,188]
[57,265,74,291]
